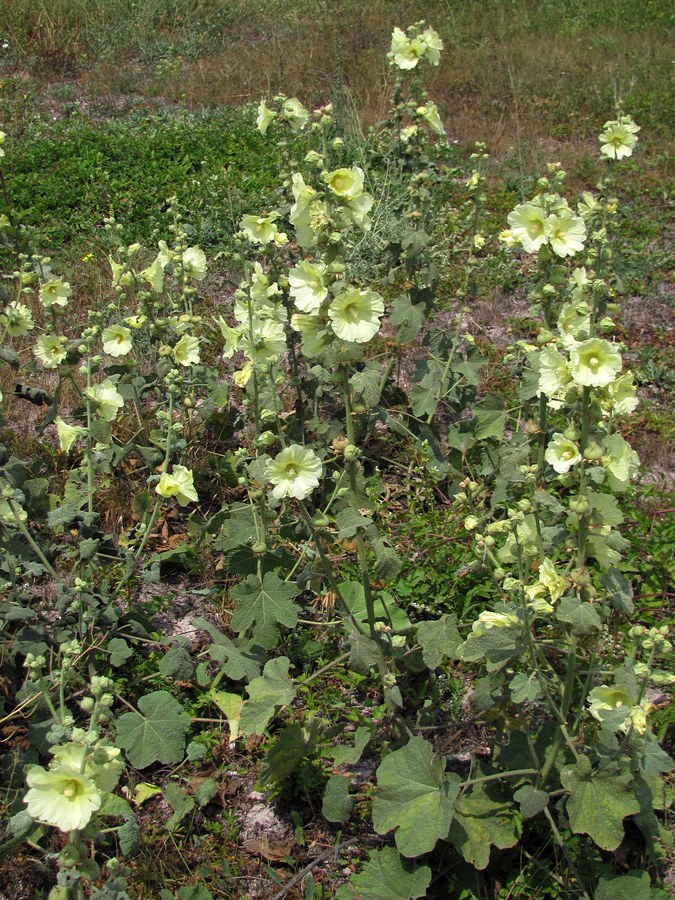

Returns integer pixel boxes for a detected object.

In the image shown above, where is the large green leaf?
[372,736,461,857]
[513,785,548,819]
[336,847,431,900]
[602,567,634,614]
[193,616,263,682]
[390,294,426,344]
[416,614,462,669]
[556,596,602,635]
[239,656,296,736]
[260,723,314,786]
[340,581,410,634]
[230,571,301,649]
[322,774,354,823]
[595,870,668,900]
[348,629,382,674]
[561,757,640,850]
[447,777,520,869]
[331,726,371,766]
[116,690,191,768]
[350,361,385,407]
[509,671,543,703]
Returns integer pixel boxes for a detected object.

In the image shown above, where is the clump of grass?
[1,107,280,255]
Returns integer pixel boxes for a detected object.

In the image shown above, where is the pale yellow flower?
[102,324,132,357]
[266,445,322,500]
[256,99,276,135]
[156,465,199,506]
[40,278,71,309]
[24,766,101,832]
[33,335,67,368]
[328,288,384,343]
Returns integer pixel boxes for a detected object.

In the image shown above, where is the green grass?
[1,107,280,255]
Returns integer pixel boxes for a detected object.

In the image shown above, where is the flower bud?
[583,441,603,461]
[343,444,360,460]
[568,496,590,514]
[464,515,479,531]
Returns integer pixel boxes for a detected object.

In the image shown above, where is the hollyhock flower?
[328,288,384,343]
[40,278,71,308]
[602,434,639,492]
[339,192,374,229]
[139,256,166,292]
[256,99,276,134]
[507,202,548,253]
[569,338,622,388]
[323,167,365,201]
[249,262,280,308]
[557,302,590,348]
[416,102,444,135]
[472,610,521,635]
[241,318,286,363]
[545,433,582,474]
[50,743,124,793]
[266,445,322,500]
[240,213,281,245]
[55,417,85,453]
[86,381,124,422]
[173,334,200,367]
[389,27,424,69]
[599,115,640,160]
[218,317,241,359]
[538,347,572,397]
[290,174,320,247]
[587,685,631,722]
[577,191,601,220]
[537,558,569,602]
[547,211,587,257]
[24,766,101,832]
[182,247,207,280]
[34,335,67,368]
[282,98,309,131]
[418,26,443,65]
[2,301,34,336]
[604,371,638,415]
[102,324,132,358]
[289,260,328,313]
[400,125,419,142]
[156,465,199,506]
[291,313,331,357]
